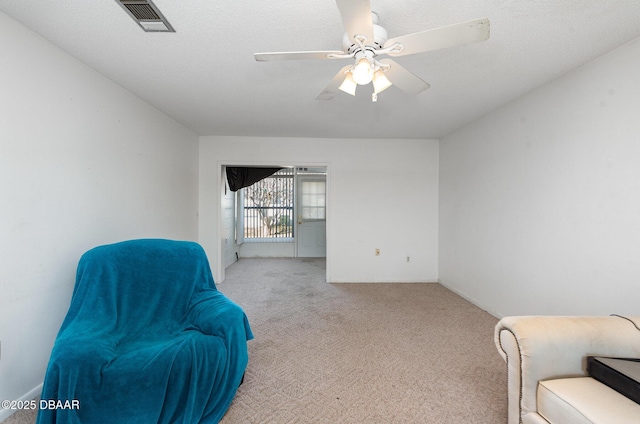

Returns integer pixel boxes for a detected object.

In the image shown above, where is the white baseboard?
[437,279,503,319]
[0,383,42,422]
[328,279,439,284]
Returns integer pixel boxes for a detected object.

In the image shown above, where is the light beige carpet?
[218,258,506,423]
[4,258,506,423]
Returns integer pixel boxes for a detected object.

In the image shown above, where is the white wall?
[239,241,295,258]
[439,37,640,318]
[221,183,238,267]
[0,12,199,418]
[199,136,439,284]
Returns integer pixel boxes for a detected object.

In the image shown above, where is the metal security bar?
[243,168,294,240]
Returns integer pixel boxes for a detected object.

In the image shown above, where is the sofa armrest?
[495,315,640,424]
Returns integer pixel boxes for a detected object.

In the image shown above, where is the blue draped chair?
[37,239,253,423]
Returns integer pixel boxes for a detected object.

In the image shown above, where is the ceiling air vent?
[116,0,175,32]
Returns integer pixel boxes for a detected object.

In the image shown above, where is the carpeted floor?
[4,258,506,423]
[218,258,506,423]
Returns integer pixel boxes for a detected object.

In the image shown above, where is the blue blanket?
[37,239,253,423]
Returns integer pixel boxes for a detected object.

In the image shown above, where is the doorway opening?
[222,165,327,269]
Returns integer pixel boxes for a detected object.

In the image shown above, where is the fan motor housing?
[342,24,389,54]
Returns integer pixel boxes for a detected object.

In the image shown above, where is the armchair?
[37,239,253,423]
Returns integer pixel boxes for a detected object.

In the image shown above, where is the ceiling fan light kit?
[372,69,392,93]
[254,0,490,102]
[338,72,358,96]
[339,58,392,99]
[351,51,375,85]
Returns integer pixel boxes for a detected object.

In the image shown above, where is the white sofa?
[495,315,640,424]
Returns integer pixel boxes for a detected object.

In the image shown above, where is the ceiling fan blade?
[316,65,352,100]
[254,50,346,62]
[335,0,374,43]
[383,17,490,57]
[379,59,430,95]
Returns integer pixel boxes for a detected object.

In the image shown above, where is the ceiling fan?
[254,0,490,102]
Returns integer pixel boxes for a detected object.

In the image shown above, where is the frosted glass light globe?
[352,58,373,85]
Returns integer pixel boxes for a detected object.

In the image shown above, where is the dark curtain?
[225,167,283,192]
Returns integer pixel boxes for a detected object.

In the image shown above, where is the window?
[300,180,326,219]
[243,168,293,240]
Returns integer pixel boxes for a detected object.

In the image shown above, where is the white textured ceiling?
[2,0,640,139]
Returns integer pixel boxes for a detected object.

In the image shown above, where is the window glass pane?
[301,181,325,220]
[243,168,294,240]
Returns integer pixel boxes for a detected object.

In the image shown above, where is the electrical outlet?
[406,256,411,263]
[375,248,380,256]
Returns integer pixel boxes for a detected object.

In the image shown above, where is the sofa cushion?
[538,377,640,424]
